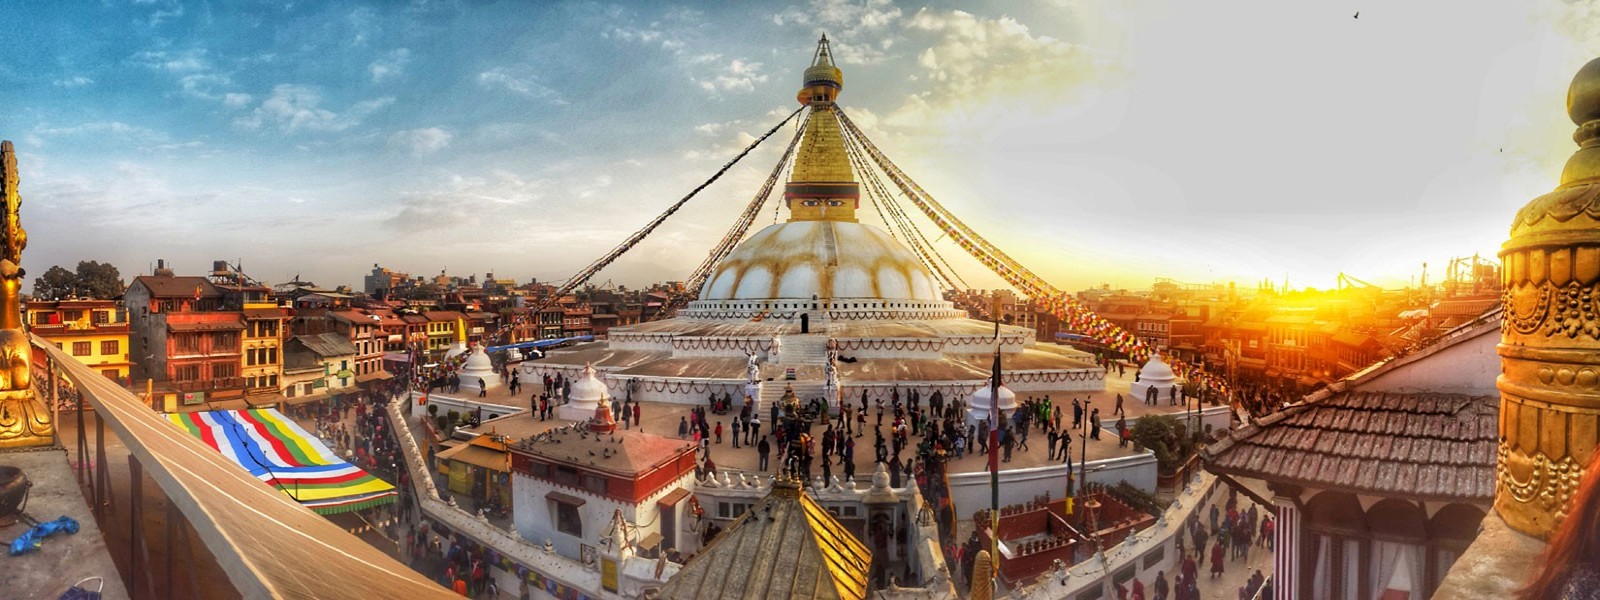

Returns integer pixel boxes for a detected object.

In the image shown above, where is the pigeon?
[1353,11,1359,18]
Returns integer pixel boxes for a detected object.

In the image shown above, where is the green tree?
[30,265,76,300]
[1129,414,1196,474]
[74,260,124,299]
[29,261,125,300]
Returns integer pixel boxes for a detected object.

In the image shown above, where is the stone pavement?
[436,359,1224,481]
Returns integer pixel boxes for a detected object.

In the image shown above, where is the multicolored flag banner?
[166,408,397,515]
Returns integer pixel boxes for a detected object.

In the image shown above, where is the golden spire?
[786,35,860,223]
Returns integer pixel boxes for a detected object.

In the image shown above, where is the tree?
[74,261,124,299]
[1129,414,1196,475]
[28,261,125,300]
[31,265,77,300]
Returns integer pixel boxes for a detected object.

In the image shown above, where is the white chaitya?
[965,383,1017,429]
[1128,353,1182,405]
[559,363,609,421]
[459,342,502,394]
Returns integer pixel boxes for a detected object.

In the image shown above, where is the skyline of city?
[7,1,1599,293]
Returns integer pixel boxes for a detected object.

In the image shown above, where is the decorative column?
[0,140,52,449]
[1273,493,1300,600]
[1497,57,1600,538]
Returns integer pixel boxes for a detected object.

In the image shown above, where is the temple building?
[526,36,1105,412]
[505,419,700,562]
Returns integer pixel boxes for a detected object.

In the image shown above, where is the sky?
[4,0,1600,294]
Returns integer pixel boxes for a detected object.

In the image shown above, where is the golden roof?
[790,109,854,186]
[658,479,871,600]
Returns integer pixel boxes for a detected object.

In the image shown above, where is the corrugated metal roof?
[292,332,357,357]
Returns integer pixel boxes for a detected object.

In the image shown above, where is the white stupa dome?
[700,221,939,301]
[463,344,494,372]
[1137,353,1177,384]
[966,383,1017,428]
[569,364,609,404]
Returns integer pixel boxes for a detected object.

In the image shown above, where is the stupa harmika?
[530,37,1106,409]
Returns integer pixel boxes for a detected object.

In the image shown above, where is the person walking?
[477,378,487,398]
[731,418,742,449]
[1089,408,1101,440]
[757,436,771,471]
[1114,393,1124,416]
[714,421,723,444]
[678,417,689,439]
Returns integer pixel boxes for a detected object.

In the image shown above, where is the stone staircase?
[777,334,830,366]
[756,380,829,415]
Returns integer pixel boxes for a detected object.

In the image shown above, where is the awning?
[283,391,333,407]
[436,442,509,472]
[166,408,397,515]
[638,532,663,550]
[658,487,692,507]
[355,371,394,384]
[546,491,587,507]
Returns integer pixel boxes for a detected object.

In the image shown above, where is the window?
[63,310,83,322]
[173,365,200,381]
[92,311,109,324]
[555,502,582,536]
[72,341,92,356]
[102,369,119,381]
[268,374,277,387]
[582,474,608,494]
[100,340,119,356]
[214,363,236,379]
[176,335,200,353]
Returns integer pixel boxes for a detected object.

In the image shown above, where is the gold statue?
[0,140,52,448]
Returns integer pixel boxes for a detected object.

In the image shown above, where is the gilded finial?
[1561,58,1600,186]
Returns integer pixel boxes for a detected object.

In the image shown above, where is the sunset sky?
[4,0,1599,293]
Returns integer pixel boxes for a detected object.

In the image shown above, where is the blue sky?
[4,0,1600,293]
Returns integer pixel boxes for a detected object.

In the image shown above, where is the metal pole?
[129,455,142,599]
[165,500,176,599]
[95,414,109,520]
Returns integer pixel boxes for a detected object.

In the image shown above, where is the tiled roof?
[133,275,220,299]
[1206,391,1497,501]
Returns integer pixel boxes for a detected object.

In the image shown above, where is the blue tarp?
[485,335,594,353]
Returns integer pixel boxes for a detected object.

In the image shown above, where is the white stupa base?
[1129,381,1180,404]
[559,400,599,421]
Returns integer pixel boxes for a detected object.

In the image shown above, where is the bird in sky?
[1354,11,1360,18]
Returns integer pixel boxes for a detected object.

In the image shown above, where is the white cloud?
[52,76,93,88]
[33,121,170,146]
[235,84,395,133]
[772,0,904,65]
[389,127,455,156]
[476,67,565,103]
[696,59,768,93]
[223,93,253,108]
[882,8,1113,129]
[384,170,548,233]
[369,48,411,83]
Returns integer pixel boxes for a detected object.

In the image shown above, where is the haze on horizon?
[4,0,1599,295]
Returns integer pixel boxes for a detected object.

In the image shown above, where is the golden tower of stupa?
[1497,57,1600,538]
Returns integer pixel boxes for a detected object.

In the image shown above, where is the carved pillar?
[1497,58,1600,538]
[0,140,51,449]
